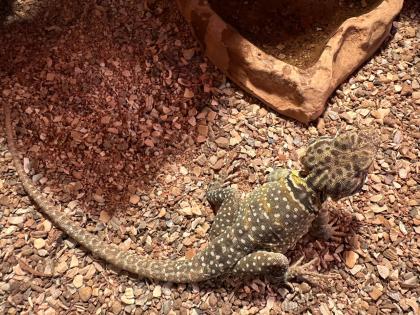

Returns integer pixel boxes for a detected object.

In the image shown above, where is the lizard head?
[300,130,377,201]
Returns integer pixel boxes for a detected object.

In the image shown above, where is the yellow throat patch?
[289,170,309,190]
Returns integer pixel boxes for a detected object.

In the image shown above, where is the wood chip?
[121,288,135,305]
[33,238,46,249]
[184,88,194,98]
[152,285,162,298]
[73,274,84,288]
[78,287,92,302]
[377,265,390,279]
[99,210,111,223]
[8,216,25,225]
[344,251,359,268]
[129,195,140,205]
[369,286,383,301]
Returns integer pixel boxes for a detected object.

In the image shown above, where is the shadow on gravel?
[0,0,218,215]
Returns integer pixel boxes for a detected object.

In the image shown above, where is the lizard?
[4,102,377,284]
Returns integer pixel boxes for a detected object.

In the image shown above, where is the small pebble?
[79,287,92,302]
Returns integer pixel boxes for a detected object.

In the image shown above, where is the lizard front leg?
[206,181,237,209]
[206,183,241,239]
[309,209,346,242]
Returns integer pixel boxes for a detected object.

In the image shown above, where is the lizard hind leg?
[231,251,290,280]
[286,257,340,289]
[231,252,339,289]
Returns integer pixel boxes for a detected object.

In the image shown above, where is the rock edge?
[176,0,404,123]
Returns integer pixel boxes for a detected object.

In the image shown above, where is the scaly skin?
[4,103,376,283]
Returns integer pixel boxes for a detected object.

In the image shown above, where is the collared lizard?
[4,103,376,284]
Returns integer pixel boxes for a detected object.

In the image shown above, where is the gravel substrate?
[0,0,418,314]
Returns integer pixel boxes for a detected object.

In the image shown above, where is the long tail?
[4,103,208,283]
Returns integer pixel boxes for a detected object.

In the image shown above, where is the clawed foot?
[281,257,340,291]
[320,217,347,242]
[207,180,224,192]
[210,172,240,189]
[310,215,347,242]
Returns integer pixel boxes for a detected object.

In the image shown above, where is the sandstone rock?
[176,0,403,123]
